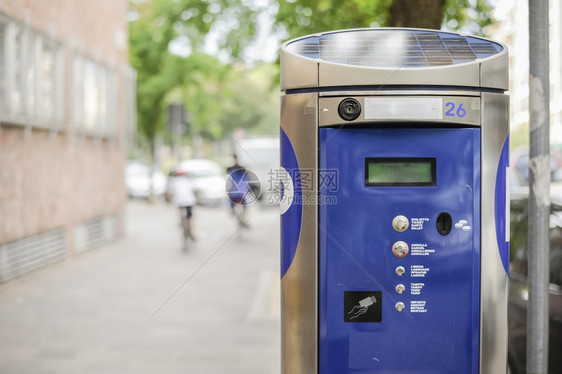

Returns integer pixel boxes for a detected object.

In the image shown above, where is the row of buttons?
[393,215,408,312]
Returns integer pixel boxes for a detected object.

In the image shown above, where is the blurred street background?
[1,0,562,373]
[0,200,280,373]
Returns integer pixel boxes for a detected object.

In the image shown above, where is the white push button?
[392,241,409,258]
[395,284,406,294]
[395,302,405,312]
[395,266,406,276]
[393,215,409,232]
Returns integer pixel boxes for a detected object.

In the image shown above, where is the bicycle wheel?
[181,217,190,252]
[233,204,249,229]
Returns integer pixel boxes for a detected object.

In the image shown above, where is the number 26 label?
[444,102,467,118]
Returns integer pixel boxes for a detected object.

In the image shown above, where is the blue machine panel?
[280,128,303,278]
[319,128,481,374]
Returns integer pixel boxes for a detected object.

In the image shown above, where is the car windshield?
[126,163,150,176]
[176,161,222,178]
[189,169,220,178]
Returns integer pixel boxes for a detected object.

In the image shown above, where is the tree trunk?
[148,134,157,204]
[389,0,446,30]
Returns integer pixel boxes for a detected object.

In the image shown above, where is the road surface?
[0,200,281,374]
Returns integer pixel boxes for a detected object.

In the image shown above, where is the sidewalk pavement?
[0,200,281,374]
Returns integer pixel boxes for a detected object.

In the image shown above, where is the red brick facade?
[0,0,134,274]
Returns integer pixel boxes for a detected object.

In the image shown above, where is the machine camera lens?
[338,98,361,121]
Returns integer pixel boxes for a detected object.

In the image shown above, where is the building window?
[40,39,56,121]
[83,59,101,131]
[0,12,64,129]
[122,67,137,146]
[0,11,135,140]
[10,23,25,116]
[0,20,6,112]
[73,55,117,137]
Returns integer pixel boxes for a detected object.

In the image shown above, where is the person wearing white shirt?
[170,170,197,239]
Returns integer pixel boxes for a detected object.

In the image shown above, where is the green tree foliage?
[128,0,261,155]
[274,0,492,40]
[164,57,278,141]
[129,0,493,160]
[275,0,391,37]
[443,0,492,35]
[219,64,280,137]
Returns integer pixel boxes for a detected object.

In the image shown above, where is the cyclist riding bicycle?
[169,169,197,240]
[226,155,252,228]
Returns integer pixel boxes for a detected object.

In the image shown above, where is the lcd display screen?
[365,158,436,186]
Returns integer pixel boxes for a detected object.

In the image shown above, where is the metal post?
[528,0,550,373]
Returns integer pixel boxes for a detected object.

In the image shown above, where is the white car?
[167,159,227,205]
[125,160,167,199]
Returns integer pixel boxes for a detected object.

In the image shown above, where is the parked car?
[508,194,562,374]
[166,159,227,205]
[124,160,167,199]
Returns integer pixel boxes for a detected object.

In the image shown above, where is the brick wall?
[0,130,126,243]
[0,0,132,256]
[1,0,129,64]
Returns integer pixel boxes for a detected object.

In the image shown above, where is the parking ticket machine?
[280,28,509,374]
